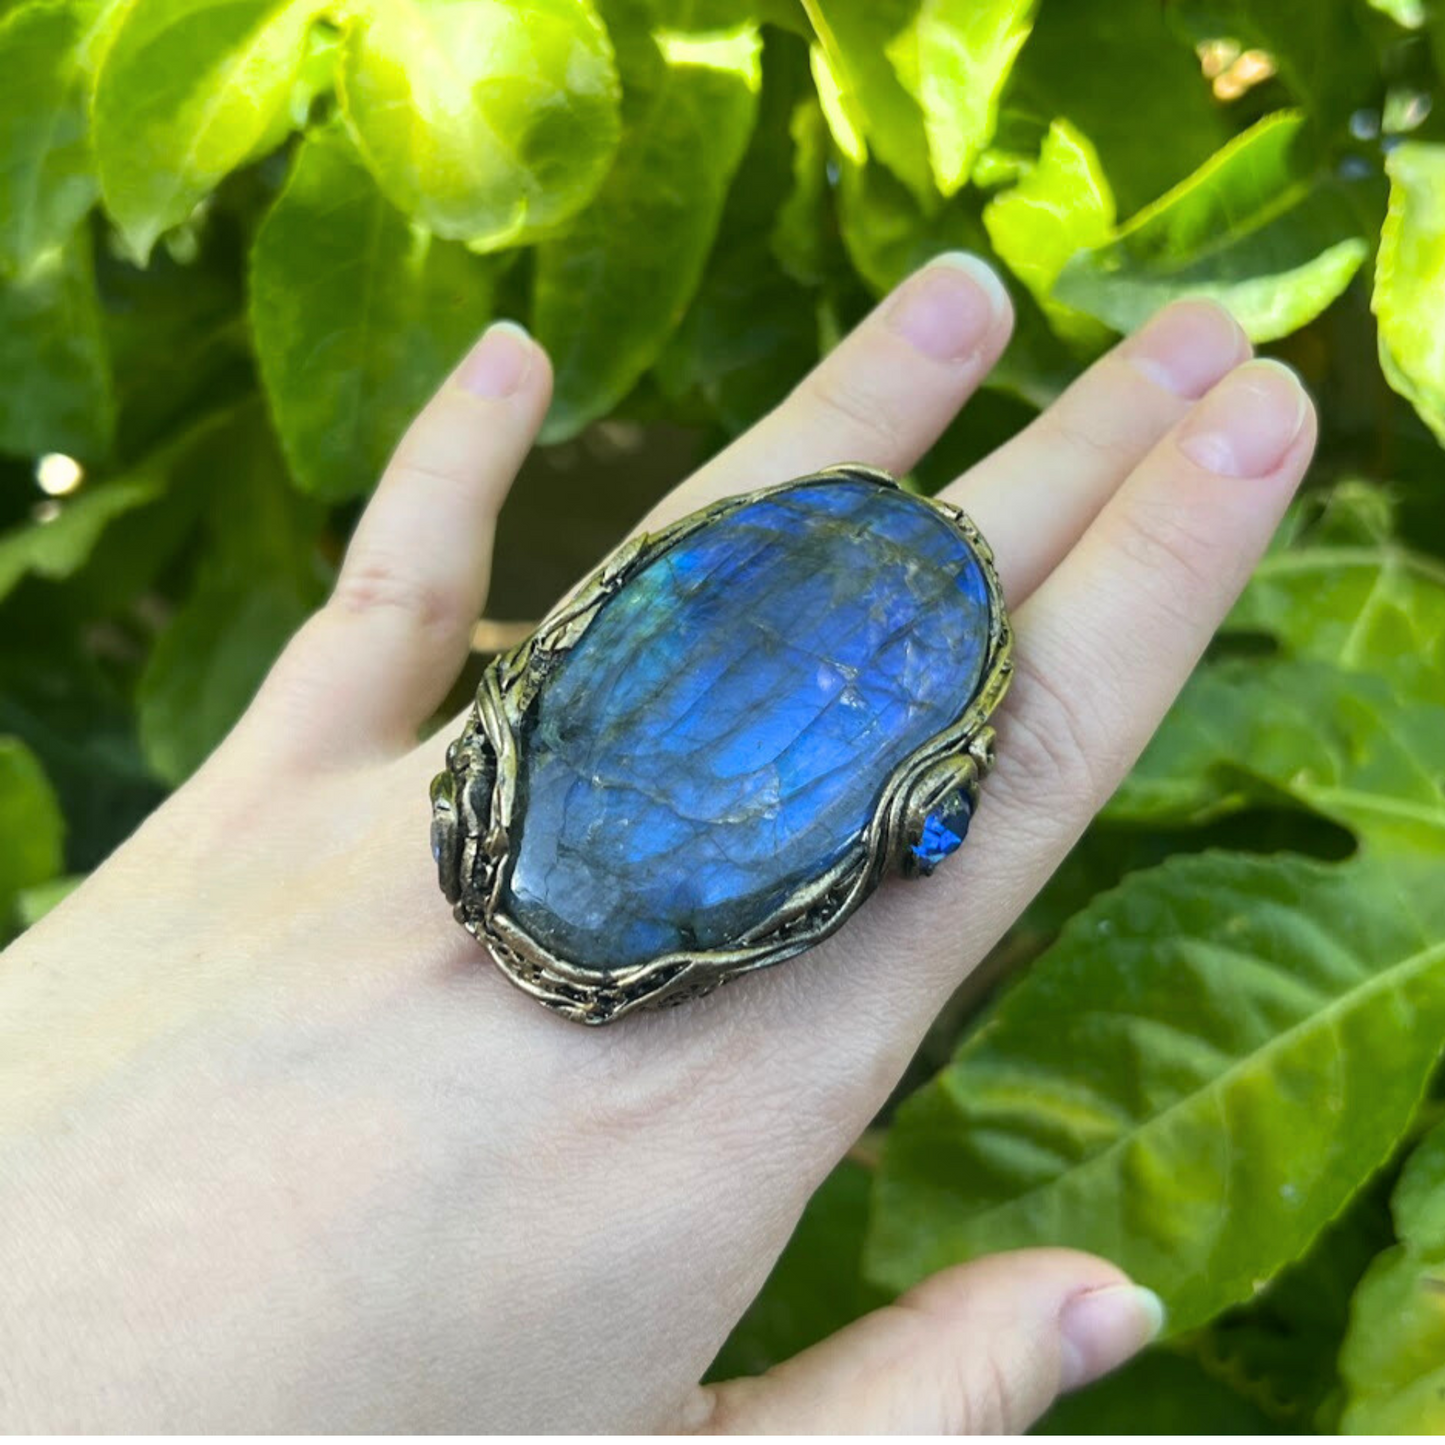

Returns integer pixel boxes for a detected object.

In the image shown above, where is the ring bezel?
[431,464,1013,1024]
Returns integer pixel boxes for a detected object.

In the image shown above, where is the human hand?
[0,254,1314,1432]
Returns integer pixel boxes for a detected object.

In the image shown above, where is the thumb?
[683,1249,1164,1435]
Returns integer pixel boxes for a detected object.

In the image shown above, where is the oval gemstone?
[504,477,992,970]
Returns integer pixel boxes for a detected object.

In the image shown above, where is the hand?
[0,254,1314,1432]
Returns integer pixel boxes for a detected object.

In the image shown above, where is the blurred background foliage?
[1,0,1444,1429]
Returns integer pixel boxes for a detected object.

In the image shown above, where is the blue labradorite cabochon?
[501,476,994,972]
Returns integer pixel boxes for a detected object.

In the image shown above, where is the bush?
[2,0,1444,1430]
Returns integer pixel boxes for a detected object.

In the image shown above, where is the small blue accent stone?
[504,477,992,970]
[910,796,973,875]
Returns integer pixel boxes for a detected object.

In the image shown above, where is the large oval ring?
[431,464,1013,1025]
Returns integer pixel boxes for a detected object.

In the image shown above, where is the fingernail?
[458,320,532,398]
[885,252,1009,362]
[1058,1283,1165,1392]
[1177,359,1310,478]
[1122,299,1249,399]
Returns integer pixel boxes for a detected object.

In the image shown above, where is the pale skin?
[0,254,1316,1432]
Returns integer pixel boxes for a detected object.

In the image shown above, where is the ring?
[431,464,1013,1024]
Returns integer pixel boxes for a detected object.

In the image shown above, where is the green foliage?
[2,0,1445,1430]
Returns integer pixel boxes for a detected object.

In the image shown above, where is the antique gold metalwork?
[431,464,1013,1025]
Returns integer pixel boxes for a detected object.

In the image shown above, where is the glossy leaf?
[92,0,325,260]
[801,0,930,197]
[250,126,499,501]
[1339,1122,1445,1431]
[885,0,1033,197]
[338,0,620,247]
[867,851,1445,1335]
[1374,142,1445,446]
[534,12,761,440]
[1055,111,1368,342]
[0,736,63,931]
[0,0,96,270]
[983,118,1114,349]
[0,229,112,460]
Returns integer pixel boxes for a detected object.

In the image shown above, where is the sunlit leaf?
[983,118,1114,349]
[1374,142,1445,446]
[14,872,81,928]
[338,0,620,247]
[801,0,930,197]
[93,0,326,260]
[1055,111,1368,342]
[885,0,1033,197]
[0,228,112,460]
[1339,1121,1445,1431]
[534,9,761,440]
[0,0,96,270]
[250,125,499,501]
[0,736,63,932]
[867,851,1445,1335]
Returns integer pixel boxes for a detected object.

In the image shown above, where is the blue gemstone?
[910,795,973,875]
[504,477,992,969]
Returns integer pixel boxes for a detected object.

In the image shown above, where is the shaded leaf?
[983,118,1114,349]
[867,851,1445,1335]
[0,228,112,460]
[885,0,1034,197]
[1374,141,1445,446]
[1035,1348,1282,1434]
[534,10,761,441]
[93,0,325,260]
[0,473,162,602]
[0,0,96,270]
[338,0,619,247]
[250,125,499,501]
[1339,1120,1445,1431]
[1055,111,1368,342]
[709,1159,885,1380]
[0,736,63,932]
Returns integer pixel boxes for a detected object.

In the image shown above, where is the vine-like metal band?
[431,464,1013,1025]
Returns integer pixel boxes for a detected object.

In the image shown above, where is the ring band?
[431,464,1013,1024]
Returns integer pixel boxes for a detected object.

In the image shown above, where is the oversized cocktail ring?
[431,464,1012,1024]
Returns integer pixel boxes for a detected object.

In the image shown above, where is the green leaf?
[0,228,113,460]
[983,118,1114,349]
[534,10,761,441]
[1035,1349,1282,1434]
[0,474,162,602]
[1054,111,1368,342]
[1340,1121,1445,1431]
[250,125,500,501]
[338,0,620,247]
[1374,142,1445,447]
[0,736,63,931]
[867,851,1445,1335]
[0,0,97,271]
[92,0,326,260]
[137,408,325,782]
[885,0,1033,197]
[709,1159,885,1380]
[801,0,930,198]
[14,872,81,928]
[1369,0,1424,25]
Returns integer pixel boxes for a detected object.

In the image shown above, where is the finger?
[251,322,552,765]
[946,298,1251,606]
[641,252,1014,530]
[685,1250,1162,1434]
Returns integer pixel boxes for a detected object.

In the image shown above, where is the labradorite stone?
[504,477,992,970]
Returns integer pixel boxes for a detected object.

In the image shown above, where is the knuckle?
[1111,493,1225,605]
[331,555,468,636]
[801,366,903,457]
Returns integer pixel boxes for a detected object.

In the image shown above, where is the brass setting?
[431,464,1013,1025]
